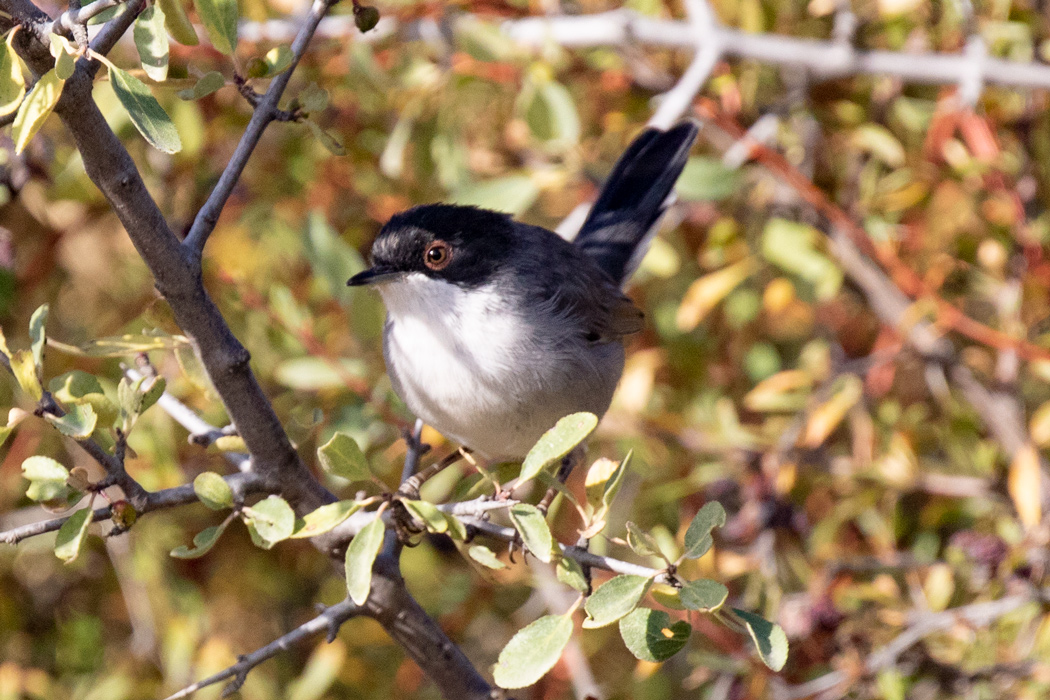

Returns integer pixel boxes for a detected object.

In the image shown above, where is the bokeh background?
[4,0,1050,698]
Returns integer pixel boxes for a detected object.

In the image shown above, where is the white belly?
[378,274,622,460]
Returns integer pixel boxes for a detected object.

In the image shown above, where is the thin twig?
[0,471,266,545]
[182,0,337,256]
[163,599,361,700]
[647,0,721,129]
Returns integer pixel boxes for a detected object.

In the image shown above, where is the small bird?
[348,121,699,461]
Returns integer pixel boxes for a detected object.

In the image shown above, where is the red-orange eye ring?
[424,241,452,271]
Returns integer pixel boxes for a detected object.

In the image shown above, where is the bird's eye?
[424,241,452,271]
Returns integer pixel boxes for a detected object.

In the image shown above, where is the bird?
[348,121,699,462]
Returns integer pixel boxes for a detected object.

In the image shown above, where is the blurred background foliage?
[4,0,1050,698]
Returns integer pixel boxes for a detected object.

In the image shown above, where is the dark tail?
[574,120,699,286]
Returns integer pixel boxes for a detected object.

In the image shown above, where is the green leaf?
[243,495,295,545]
[108,64,182,153]
[170,521,229,558]
[45,403,98,439]
[52,331,188,357]
[681,501,726,560]
[443,513,467,541]
[177,71,225,100]
[601,450,630,511]
[157,0,199,45]
[193,472,233,510]
[508,503,554,563]
[12,63,63,143]
[318,432,371,482]
[139,376,165,414]
[555,556,589,593]
[54,507,93,563]
[402,499,447,533]
[618,608,691,662]
[345,516,385,604]
[450,174,540,215]
[291,500,361,539]
[49,370,104,402]
[264,45,293,76]
[467,544,506,569]
[305,119,347,156]
[521,79,580,151]
[299,82,329,113]
[28,303,47,370]
[732,608,789,672]
[761,218,842,300]
[676,157,740,202]
[679,579,729,612]
[492,614,573,689]
[10,349,41,400]
[274,357,367,390]
[13,67,64,154]
[583,574,651,629]
[134,4,170,81]
[48,34,76,81]
[626,521,664,559]
[519,412,597,483]
[193,0,237,54]
[22,455,70,502]
[212,435,247,452]
[0,33,26,117]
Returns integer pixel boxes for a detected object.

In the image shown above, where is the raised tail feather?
[574,120,700,286]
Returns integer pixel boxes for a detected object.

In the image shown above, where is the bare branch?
[647,0,721,129]
[182,0,337,256]
[53,0,124,36]
[164,599,361,700]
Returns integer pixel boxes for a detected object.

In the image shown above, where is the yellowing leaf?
[12,69,64,154]
[0,32,26,117]
[743,369,813,412]
[1030,400,1050,448]
[801,375,863,447]
[1008,444,1042,529]
[676,258,755,332]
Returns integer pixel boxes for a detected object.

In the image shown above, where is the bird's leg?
[397,447,471,500]
[537,445,585,515]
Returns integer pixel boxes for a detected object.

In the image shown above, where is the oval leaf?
[29,303,47,371]
[170,521,228,559]
[508,503,554,563]
[22,455,70,502]
[108,64,181,153]
[583,574,651,629]
[134,4,169,81]
[618,607,691,662]
[318,432,371,482]
[681,501,726,560]
[492,614,573,689]
[291,500,361,539]
[244,495,295,545]
[732,608,788,671]
[193,472,233,510]
[10,349,41,400]
[0,33,26,117]
[45,403,98,439]
[679,578,729,612]
[177,71,225,100]
[519,412,597,483]
[402,499,447,533]
[467,544,506,570]
[12,68,63,154]
[345,516,385,604]
[54,507,93,563]
[193,0,237,54]
[555,555,589,594]
[157,0,199,45]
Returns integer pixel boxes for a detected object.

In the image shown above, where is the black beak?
[347,266,402,287]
